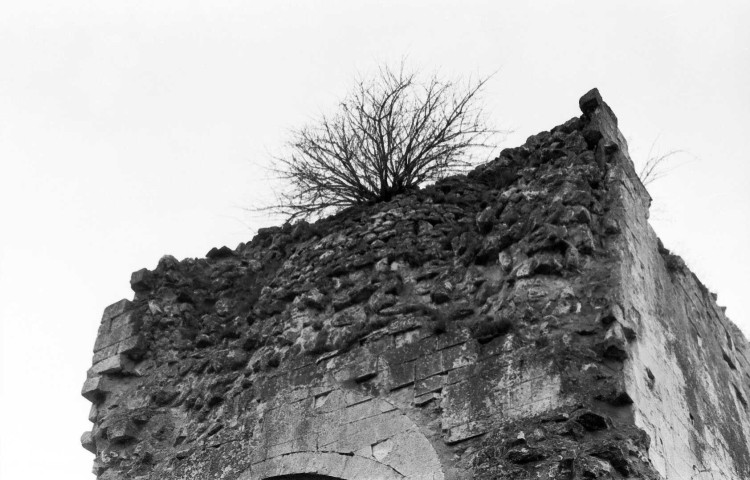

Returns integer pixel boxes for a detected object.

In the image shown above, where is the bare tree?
[270,66,497,220]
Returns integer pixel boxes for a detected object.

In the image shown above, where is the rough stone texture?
[82,89,750,479]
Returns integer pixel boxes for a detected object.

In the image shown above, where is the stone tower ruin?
[81,90,750,479]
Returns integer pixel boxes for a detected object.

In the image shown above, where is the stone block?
[206,245,235,259]
[107,418,138,443]
[108,311,141,344]
[342,398,396,424]
[512,259,534,279]
[599,304,625,325]
[295,289,326,310]
[475,207,495,233]
[92,343,120,364]
[436,330,471,350]
[92,354,131,375]
[415,374,445,396]
[88,404,98,423]
[321,410,412,452]
[94,311,142,352]
[255,375,281,402]
[414,391,441,407]
[81,431,96,453]
[365,334,395,356]
[446,365,473,385]
[265,439,294,458]
[504,394,568,422]
[288,365,322,389]
[313,390,331,409]
[599,325,629,361]
[498,251,513,272]
[117,334,147,360]
[102,299,133,322]
[445,419,489,444]
[568,224,595,253]
[441,379,492,429]
[402,335,439,362]
[334,354,378,383]
[130,268,153,293]
[602,217,621,234]
[315,389,370,414]
[387,360,415,390]
[372,437,394,461]
[81,376,105,403]
[441,342,478,371]
[387,316,424,335]
[601,305,638,341]
[378,428,443,477]
[249,443,268,465]
[500,374,559,409]
[579,88,603,116]
[394,328,423,348]
[416,351,444,380]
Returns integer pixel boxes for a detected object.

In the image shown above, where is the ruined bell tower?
[82,89,750,479]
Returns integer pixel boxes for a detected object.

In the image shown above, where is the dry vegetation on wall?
[269,66,498,220]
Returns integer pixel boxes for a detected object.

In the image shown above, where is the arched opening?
[242,451,407,480]
[265,476,344,480]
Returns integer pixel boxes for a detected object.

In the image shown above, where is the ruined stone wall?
[82,90,750,479]
[604,112,750,478]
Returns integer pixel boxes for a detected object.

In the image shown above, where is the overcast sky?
[1,1,748,478]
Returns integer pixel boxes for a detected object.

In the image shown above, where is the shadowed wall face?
[81,90,750,480]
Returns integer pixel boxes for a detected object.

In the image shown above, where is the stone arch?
[242,452,403,480]
[264,474,345,480]
[241,388,444,480]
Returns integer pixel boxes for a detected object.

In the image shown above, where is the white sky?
[1,1,748,478]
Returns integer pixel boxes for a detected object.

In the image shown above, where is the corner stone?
[130,268,153,293]
[102,299,133,322]
[81,376,105,403]
[92,354,132,375]
[579,88,603,116]
[81,431,96,453]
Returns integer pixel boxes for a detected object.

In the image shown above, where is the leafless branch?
[268,65,499,220]
[638,136,687,186]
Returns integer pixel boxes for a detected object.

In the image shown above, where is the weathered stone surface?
[81,431,96,453]
[93,310,141,352]
[107,418,138,443]
[91,354,130,375]
[129,268,153,293]
[81,376,104,403]
[579,87,604,117]
[81,89,750,480]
